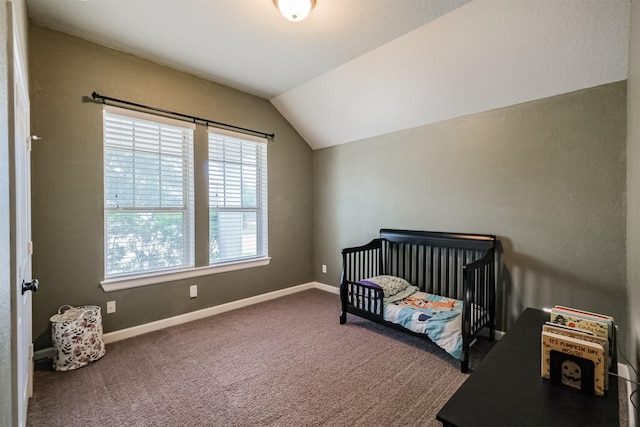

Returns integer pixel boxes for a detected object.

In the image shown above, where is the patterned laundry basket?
[50,305,106,371]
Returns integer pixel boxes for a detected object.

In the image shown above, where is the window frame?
[102,105,196,280]
[208,127,269,266]
[99,108,271,292]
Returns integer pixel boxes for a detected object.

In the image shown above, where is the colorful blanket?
[383,287,463,360]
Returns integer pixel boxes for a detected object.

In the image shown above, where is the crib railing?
[340,239,384,323]
[463,250,496,337]
[340,238,383,284]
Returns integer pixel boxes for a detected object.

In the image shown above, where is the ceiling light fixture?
[273,0,316,22]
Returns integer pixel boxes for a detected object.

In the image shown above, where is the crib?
[339,229,496,372]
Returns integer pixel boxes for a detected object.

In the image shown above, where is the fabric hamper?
[50,305,106,371]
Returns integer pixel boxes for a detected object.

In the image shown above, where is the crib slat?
[452,249,458,299]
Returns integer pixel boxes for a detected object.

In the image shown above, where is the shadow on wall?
[34,330,49,354]
[495,237,626,338]
[494,239,511,332]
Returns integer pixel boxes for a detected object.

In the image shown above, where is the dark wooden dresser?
[437,308,620,426]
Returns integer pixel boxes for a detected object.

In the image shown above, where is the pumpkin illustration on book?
[549,350,596,395]
[561,359,582,390]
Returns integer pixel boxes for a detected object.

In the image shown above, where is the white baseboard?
[35,281,337,359]
[313,281,340,295]
[618,362,636,427]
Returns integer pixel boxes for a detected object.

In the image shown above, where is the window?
[208,128,268,265]
[103,106,195,278]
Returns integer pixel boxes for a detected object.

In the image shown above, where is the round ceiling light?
[273,0,317,22]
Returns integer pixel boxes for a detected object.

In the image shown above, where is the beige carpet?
[28,289,494,426]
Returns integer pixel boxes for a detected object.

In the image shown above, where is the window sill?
[100,257,272,292]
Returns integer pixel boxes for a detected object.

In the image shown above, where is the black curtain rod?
[91,92,275,140]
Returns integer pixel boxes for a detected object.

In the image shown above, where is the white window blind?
[208,128,268,265]
[104,106,195,278]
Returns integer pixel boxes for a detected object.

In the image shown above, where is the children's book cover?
[541,331,605,396]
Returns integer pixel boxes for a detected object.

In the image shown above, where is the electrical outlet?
[106,301,116,314]
[190,284,198,298]
[322,264,327,273]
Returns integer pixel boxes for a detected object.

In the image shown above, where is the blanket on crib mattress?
[384,287,463,360]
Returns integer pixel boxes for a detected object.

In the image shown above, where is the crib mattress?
[384,287,463,360]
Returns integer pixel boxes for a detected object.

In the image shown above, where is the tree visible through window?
[103,106,195,277]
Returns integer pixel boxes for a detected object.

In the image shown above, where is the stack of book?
[540,306,614,396]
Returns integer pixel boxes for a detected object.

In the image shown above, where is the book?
[543,321,596,336]
[542,322,610,389]
[550,305,615,358]
[554,305,614,322]
[541,331,606,396]
[549,306,615,361]
[549,307,612,339]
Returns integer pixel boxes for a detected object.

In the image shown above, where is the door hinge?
[27,241,33,255]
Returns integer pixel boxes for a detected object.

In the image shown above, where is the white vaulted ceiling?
[27,0,630,150]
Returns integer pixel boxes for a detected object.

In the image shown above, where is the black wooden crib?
[339,229,496,372]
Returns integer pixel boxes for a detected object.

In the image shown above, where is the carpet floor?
[28,289,495,426]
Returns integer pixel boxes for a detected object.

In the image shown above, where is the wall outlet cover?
[106,301,116,314]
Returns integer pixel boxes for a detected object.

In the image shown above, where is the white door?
[14,36,35,427]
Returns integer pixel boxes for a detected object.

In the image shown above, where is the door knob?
[22,279,39,295]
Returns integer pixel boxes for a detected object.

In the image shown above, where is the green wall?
[313,82,627,334]
[29,24,314,350]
